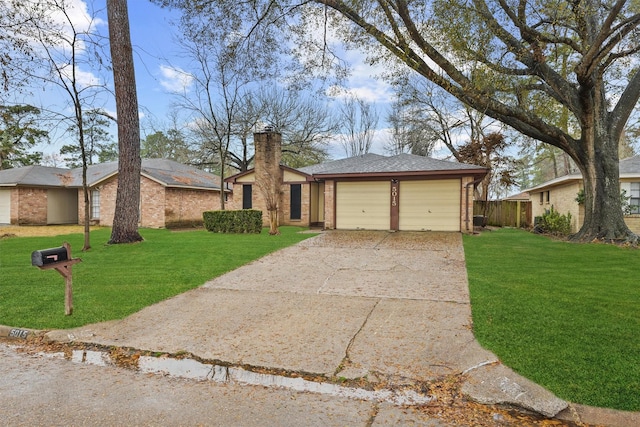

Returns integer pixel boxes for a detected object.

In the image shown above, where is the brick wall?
[13,188,48,225]
[531,181,582,232]
[279,182,310,226]
[79,177,118,227]
[227,185,243,211]
[460,176,474,232]
[165,188,220,227]
[323,180,335,229]
[624,215,640,234]
[140,177,166,228]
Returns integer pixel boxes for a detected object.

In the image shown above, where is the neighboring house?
[527,155,640,234]
[226,131,488,232]
[0,159,229,228]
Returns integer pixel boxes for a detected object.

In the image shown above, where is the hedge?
[203,210,262,233]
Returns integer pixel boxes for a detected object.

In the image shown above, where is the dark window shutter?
[243,184,252,209]
[290,184,301,220]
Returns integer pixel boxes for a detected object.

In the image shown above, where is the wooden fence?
[473,200,532,228]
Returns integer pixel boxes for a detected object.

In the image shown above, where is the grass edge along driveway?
[463,228,640,412]
[0,227,315,331]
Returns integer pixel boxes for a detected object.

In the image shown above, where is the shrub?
[534,206,572,236]
[203,210,262,233]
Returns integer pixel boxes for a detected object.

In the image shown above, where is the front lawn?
[0,227,315,330]
[463,228,640,411]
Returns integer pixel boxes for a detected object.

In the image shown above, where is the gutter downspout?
[465,178,484,232]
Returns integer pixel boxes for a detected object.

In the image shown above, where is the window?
[90,190,100,219]
[539,192,544,204]
[290,184,301,220]
[630,182,640,214]
[545,191,550,204]
[242,184,252,209]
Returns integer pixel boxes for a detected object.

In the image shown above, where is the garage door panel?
[399,180,460,231]
[336,181,389,230]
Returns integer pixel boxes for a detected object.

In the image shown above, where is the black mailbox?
[31,247,69,267]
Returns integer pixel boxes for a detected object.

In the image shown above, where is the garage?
[0,189,10,224]
[399,179,461,231]
[336,181,390,230]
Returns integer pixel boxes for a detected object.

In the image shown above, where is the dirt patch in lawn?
[0,225,102,238]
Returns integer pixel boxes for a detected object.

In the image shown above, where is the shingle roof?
[620,155,640,175]
[298,153,485,176]
[0,165,74,187]
[0,159,223,190]
[139,159,223,189]
[526,154,640,192]
[297,153,385,175]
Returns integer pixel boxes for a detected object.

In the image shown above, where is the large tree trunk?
[572,139,634,243]
[107,0,143,244]
[571,96,636,243]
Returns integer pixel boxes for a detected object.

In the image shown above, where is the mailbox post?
[31,242,82,316]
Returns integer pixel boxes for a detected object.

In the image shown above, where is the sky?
[15,0,450,162]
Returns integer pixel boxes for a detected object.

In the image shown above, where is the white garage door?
[399,180,460,231]
[336,181,390,230]
[0,189,10,224]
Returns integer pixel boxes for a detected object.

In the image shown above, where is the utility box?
[31,247,69,267]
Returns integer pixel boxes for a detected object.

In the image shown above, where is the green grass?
[0,227,315,330]
[463,228,640,411]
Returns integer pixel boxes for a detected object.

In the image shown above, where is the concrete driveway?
[47,230,567,417]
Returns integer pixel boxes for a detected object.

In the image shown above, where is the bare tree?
[338,95,379,157]
[260,87,336,167]
[174,34,252,210]
[107,0,143,244]
[385,99,438,156]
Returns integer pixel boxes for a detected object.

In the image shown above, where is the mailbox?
[31,247,69,267]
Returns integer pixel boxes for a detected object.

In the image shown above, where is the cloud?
[158,64,194,93]
[71,65,102,88]
[324,47,395,104]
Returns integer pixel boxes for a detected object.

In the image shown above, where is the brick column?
[253,130,283,228]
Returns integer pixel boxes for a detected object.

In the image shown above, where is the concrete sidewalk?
[43,231,621,423]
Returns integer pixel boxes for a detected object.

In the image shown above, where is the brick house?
[0,159,229,228]
[226,130,488,232]
[527,155,640,234]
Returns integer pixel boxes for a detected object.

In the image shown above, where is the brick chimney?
[253,129,282,179]
[253,128,283,231]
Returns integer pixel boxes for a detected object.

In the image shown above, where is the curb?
[0,324,42,340]
[3,323,639,427]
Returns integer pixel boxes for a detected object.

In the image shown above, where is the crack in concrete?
[365,402,379,427]
[334,299,381,377]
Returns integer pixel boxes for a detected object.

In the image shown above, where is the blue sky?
[18,0,435,162]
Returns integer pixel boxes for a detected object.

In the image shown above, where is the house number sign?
[8,328,29,339]
[391,183,398,207]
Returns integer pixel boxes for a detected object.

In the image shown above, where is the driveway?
[47,230,567,417]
